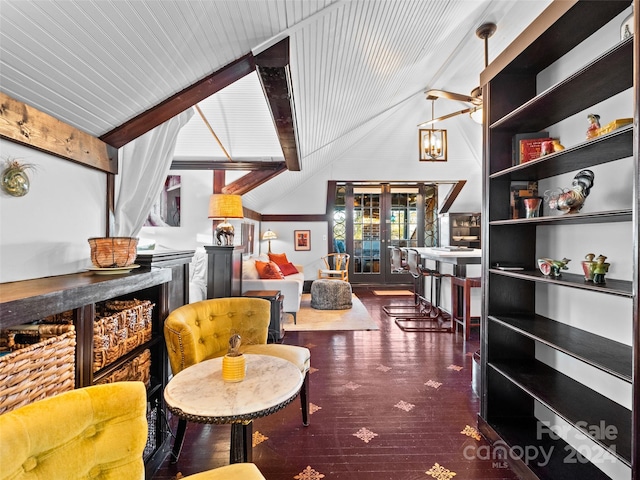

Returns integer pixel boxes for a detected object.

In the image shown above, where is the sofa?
[189,250,305,321]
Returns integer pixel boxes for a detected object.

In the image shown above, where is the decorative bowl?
[452,236,464,241]
[88,237,138,268]
[462,236,478,241]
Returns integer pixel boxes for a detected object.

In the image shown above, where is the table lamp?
[208,194,244,246]
[262,229,277,253]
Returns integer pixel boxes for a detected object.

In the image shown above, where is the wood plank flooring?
[152,287,519,480]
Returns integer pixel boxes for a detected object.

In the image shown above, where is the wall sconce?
[419,128,447,161]
[262,229,277,253]
[208,194,244,246]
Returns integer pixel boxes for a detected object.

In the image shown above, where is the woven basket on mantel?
[88,237,138,268]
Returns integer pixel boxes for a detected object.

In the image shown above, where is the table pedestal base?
[230,421,253,463]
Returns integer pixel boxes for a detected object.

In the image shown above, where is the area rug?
[372,289,414,296]
[283,294,379,331]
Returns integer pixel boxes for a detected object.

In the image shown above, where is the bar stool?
[451,276,481,340]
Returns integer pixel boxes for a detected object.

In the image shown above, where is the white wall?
[0,140,106,283]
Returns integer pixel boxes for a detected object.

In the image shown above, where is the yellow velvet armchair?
[0,381,265,480]
[164,297,311,462]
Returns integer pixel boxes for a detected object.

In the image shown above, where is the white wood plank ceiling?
[0,0,551,209]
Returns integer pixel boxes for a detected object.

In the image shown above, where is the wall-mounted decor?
[144,175,181,226]
[294,230,311,251]
[1,158,35,197]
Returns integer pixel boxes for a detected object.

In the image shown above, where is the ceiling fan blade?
[417,108,472,127]
[425,89,481,106]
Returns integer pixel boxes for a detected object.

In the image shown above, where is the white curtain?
[112,108,194,237]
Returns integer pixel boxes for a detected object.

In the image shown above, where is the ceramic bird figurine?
[538,257,571,277]
[545,169,595,214]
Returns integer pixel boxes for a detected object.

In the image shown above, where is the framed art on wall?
[294,230,311,251]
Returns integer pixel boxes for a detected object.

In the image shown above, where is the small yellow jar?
[222,354,246,382]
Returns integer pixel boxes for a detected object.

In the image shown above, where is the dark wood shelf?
[489,362,631,465]
[489,269,633,297]
[489,209,632,226]
[0,268,171,328]
[489,314,632,381]
[479,417,615,480]
[489,125,633,181]
[490,37,633,133]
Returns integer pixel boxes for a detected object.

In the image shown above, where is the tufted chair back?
[0,381,267,480]
[164,297,271,375]
[0,381,147,480]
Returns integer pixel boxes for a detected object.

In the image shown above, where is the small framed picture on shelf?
[512,131,549,165]
[294,230,311,251]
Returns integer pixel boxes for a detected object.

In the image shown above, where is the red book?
[519,138,552,163]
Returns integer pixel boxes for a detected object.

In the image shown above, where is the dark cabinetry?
[0,267,177,479]
[439,212,481,248]
[243,290,284,342]
[205,245,243,299]
[480,1,638,479]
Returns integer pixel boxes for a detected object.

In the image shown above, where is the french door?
[332,183,438,285]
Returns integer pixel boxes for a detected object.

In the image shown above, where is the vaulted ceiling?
[0,0,551,211]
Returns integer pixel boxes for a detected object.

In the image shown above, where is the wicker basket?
[88,237,138,268]
[95,348,151,387]
[0,325,76,414]
[93,299,153,372]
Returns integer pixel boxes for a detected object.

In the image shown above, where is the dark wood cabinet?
[479,1,638,479]
[243,290,284,342]
[205,245,243,299]
[0,267,176,479]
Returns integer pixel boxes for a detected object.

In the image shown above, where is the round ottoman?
[311,279,352,310]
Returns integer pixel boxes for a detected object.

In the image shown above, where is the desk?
[164,354,303,464]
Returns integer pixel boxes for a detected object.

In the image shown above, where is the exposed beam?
[255,38,301,172]
[222,165,288,195]
[170,160,285,171]
[100,54,255,148]
[439,180,467,214]
[0,92,117,173]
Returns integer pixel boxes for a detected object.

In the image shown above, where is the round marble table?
[164,354,303,464]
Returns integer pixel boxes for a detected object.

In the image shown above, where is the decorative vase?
[222,354,246,382]
[581,253,597,281]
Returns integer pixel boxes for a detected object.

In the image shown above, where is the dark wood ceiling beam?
[100,54,255,148]
[222,164,288,195]
[439,180,467,214]
[170,160,285,171]
[255,38,301,172]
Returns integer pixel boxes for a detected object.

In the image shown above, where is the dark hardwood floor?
[153,287,519,480]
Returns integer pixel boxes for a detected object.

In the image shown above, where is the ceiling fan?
[418,23,496,127]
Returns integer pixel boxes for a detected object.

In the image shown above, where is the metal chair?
[392,249,452,332]
[318,253,350,281]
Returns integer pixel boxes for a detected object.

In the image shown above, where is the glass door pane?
[352,187,381,277]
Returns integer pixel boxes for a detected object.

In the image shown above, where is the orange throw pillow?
[279,262,299,276]
[268,252,289,266]
[255,260,285,279]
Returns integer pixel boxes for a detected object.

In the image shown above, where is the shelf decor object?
[544,169,594,214]
[88,237,138,268]
[480,1,638,478]
[208,194,244,246]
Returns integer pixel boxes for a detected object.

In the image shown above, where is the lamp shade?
[208,194,243,219]
[262,229,277,241]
